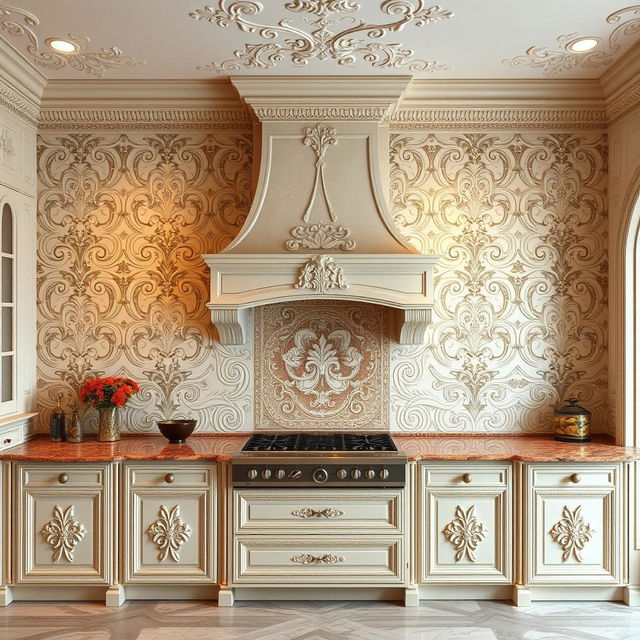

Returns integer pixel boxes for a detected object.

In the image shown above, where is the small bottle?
[66,407,83,443]
[50,393,65,442]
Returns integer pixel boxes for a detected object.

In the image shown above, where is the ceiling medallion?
[0,5,144,77]
[502,5,640,75]
[190,1,453,72]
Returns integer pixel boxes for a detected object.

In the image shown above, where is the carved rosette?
[41,505,87,563]
[147,505,193,562]
[549,505,595,562]
[291,507,345,518]
[295,255,349,293]
[291,553,345,565]
[442,505,487,562]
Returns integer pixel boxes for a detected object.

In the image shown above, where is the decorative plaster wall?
[37,132,253,432]
[389,132,608,432]
[36,129,608,434]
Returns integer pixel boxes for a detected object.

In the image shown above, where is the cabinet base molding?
[10,586,108,602]
[623,586,640,606]
[105,585,125,607]
[124,585,219,601]
[513,585,532,607]
[0,586,13,606]
[233,587,404,602]
[404,586,419,607]
[525,585,625,602]
[218,588,235,607]
[419,585,512,601]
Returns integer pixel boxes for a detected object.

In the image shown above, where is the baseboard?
[526,586,625,602]
[419,584,512,600]
[124,585,219,601]
[233,587,405,601]
[11,586,107,601]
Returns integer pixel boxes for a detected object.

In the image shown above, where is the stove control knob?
[379,468,390,480]
[336,468,347,480]
[247,469,258,480]
[276,469,286,480]
[289,469,302,479]
[365,469,375,480]
[261,469,272,480]
[350,469,361,480]
[312,468,329,484]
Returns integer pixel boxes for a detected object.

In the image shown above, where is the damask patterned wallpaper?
[36,129,608,433]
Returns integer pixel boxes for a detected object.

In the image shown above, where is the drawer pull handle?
[461,473,472,484]
[570,473,582,484]
[292,507,345,519]
[58,473,69,484]
[291,553,345,565]
[164,473,175,484]
[3,438,10,444]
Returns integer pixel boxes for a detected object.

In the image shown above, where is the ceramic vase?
[97,406,120,442]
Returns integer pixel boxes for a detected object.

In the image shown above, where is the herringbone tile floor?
[0,600,639,639]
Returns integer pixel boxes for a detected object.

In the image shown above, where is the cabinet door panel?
[15,463,111,585]
[526,463,621,585]
[124,463,216,584]
[419,463,512,584]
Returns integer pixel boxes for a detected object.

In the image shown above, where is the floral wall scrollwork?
[37,132,253,432]
[389,132,608,432]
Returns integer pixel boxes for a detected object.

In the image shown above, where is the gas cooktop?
[233,433,405,487]
[241,433,397,453]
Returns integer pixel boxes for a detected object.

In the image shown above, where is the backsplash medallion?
[255,302,389,431]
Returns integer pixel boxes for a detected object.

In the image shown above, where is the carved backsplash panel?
[37,132,254,432]
[255,301,389,430]
[389,132,608,432]
[37,129,608,433]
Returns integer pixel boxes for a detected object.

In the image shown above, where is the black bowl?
[157,419,197,444]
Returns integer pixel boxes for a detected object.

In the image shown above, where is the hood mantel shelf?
[203,76,441,345]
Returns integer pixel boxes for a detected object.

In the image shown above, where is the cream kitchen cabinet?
[231,488,406,587]
[13,462,114,585]
[123,462,216,584]
[523,463,622,586]
[418,462,512,584]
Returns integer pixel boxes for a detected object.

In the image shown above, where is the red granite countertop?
[0,434,638,463]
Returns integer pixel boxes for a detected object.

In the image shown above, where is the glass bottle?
[49,393,65,442]
[66,407,83,443]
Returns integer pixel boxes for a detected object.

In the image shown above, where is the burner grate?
[241,433,397,452]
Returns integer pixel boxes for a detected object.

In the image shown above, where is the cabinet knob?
[58,473,69,484]
[164,473,175,484]
[461,473,472,484]
[569,473,581,484]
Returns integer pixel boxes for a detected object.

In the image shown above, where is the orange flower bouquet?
[80,377,140,408]
[80,377,140,441]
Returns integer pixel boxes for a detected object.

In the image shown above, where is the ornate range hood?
[204,76,440,345]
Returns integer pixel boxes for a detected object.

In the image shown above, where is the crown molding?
[601,41,640,125]
[0,37,46,127]
[39,79,251,130]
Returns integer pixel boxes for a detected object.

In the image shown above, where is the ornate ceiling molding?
[502,5,640,76]
[388,106,608,131]
[606,81,640,123]
[0,76,39,126]
[0,4,144,78]
[38,107,251,131]
[190,0,453,73]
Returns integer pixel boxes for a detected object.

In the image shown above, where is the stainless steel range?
[232,433,406,488]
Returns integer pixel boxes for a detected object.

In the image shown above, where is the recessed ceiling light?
[566,37,600,53]
[48,39,77,54]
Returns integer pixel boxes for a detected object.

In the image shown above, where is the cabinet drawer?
[127,465,212,489]
[20,464,105,488]
[0,426,22,451]
[530,465,617,489]
[234,489,403,534]
[234,536,404,585]
[423,463,509,488]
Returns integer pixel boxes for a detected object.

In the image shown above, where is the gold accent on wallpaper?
[255,302,389,430]
[37,132,253,432]
[389,132,608,432]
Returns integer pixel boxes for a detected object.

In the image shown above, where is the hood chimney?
[204,76,440,344]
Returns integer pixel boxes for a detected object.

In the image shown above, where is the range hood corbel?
[203,76,441,345]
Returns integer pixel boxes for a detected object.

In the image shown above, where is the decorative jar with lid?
[554,397,591,442]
